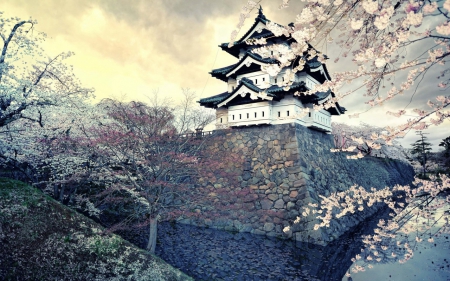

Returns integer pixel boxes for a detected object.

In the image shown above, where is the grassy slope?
[0,178,193,281]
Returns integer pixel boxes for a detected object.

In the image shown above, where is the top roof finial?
[258,5,267,20]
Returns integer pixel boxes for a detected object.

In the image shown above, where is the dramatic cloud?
[2,0,448,149]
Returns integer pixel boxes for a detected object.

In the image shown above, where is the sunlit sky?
[3,0,449,150]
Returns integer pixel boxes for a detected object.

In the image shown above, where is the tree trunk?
[58,185,65,203]
[146,218,158,254]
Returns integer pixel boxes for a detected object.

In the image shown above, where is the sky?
[2,0,449,150]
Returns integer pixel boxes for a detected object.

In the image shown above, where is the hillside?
[0,178,192,281]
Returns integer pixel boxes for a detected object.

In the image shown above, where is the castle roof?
[210,52,277,82]
[199,7,346,117]
[219,7,284,58]
[200,78,315,107]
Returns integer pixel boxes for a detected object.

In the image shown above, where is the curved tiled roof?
[210,52,277,82]
[198,79,313,108]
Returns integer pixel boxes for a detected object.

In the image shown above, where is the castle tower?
[199,7,345,132]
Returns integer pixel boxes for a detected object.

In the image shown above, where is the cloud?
[2,0,448,150]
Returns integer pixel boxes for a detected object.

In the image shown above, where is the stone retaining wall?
[182,123,414,245]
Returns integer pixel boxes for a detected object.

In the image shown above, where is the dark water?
[155,210,450,281]
[155,212,383,281]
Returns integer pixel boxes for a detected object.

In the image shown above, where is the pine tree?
[438,136,450,174]
[410,131,433,178]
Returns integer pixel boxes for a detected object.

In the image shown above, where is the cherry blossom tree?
[233,0,450,141]
[0,12,93,181]
[50,99,230,253]
[331,122,409,161]
[232,0,450,276]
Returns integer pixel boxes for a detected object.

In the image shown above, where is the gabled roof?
[210,52,277,81]
[219,7,279,58]
[199,78,311,108]
[327,103,346,115]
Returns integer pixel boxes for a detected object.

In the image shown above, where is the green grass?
[0,178,192,281]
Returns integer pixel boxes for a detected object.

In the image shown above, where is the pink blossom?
[436,22,450,36]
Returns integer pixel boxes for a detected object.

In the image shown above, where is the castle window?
[247,113,249,119]
[262,111,265,117]
[255,79,258,84]
[287,111,290,117]
[282,77,285,82]
[278,111,280,117]
[254,112,257,118]
[274,78,277,84]
[263,77,265,82]
[232,115,235,120]
[239,114,242,119]
[309,112,311,117]
[220,118,223,123]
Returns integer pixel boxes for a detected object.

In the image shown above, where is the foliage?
[436,136,450,173]
[42,97,231,253]
[410,131,433,178]
[0,12,93,183]
[332,122,409,161]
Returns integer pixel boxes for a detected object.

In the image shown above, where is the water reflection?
[155,210,385,280]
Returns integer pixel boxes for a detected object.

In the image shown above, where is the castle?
[199,7,346,132]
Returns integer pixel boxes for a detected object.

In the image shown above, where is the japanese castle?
[198,7,345,132]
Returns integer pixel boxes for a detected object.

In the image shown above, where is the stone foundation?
[180,123,414,245]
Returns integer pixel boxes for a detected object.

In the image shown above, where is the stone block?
[274,199,284,209]
[243,202,255,210]
[289,190,298,198]
[286,201,295,210]
[285,142,297,149]
[267,194,278,201]
[287,166,301,174]
[285,160,294,167]
[293,178,307,187]
[260,199,273,210]
[243,193,258,203]
[241,224,253,232]
[259,185,269,190]
[253,229,265,235]
[251,177,260,184]
[264,222,275,232]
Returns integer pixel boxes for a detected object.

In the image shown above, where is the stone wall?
[183,123,414,245]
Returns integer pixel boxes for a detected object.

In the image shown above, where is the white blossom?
[362,0,378,14]
[350,19,364,30]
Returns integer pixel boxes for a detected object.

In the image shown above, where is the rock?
[241,224,253,232]
[242,172,252,181]
[267,194,278,201]
[260,199,272,210]
[285,142,297,149]
[264,222,275,232]
[293,179,307,187]
[289,191,298,198]
[274,199,284,209]
[287,166,301,174]
[243,193,258,203]
[253,229,265,235]
[287,202,295,210]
